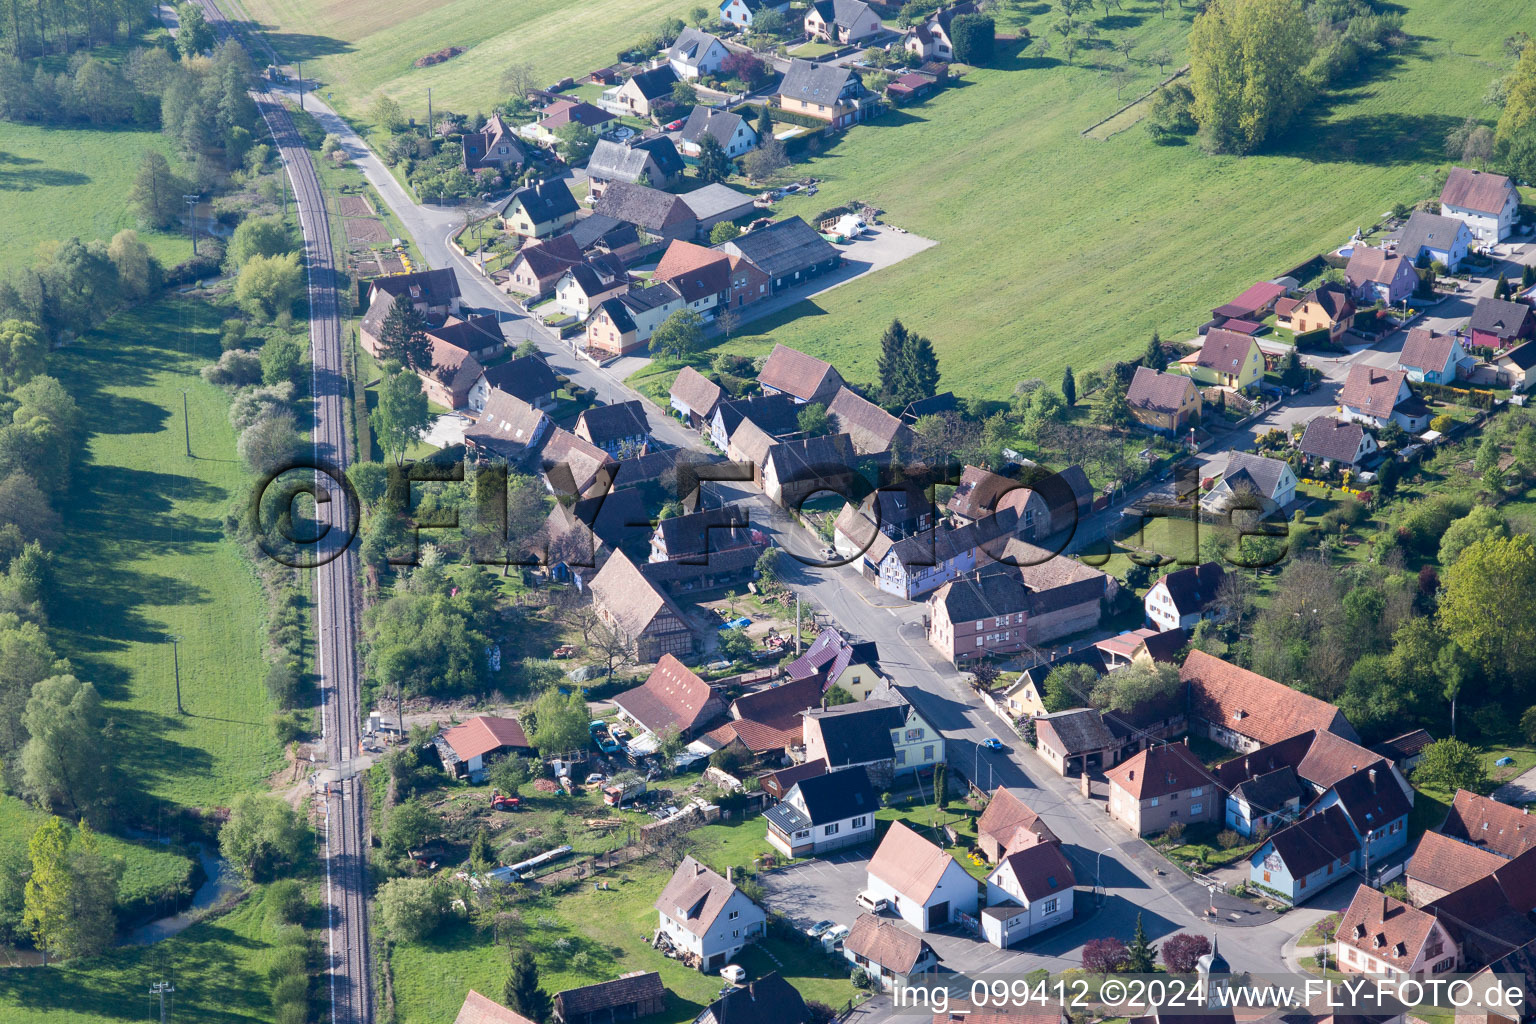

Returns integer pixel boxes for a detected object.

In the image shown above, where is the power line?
[149,981,174,1024]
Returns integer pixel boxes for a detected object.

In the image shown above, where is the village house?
[589,554,698,662]
[464,390,551,466]
[566,211,640,253]
[1339,364,1431,432]
[787,627,886,700]
[521,98,616,147]
[1372,729,1434,772]
[574,400,650,456]
[499,179,581,239]
[1337,884,1459,977]
[775,60,878,128]
[832,482,937,558]
[718,0,791,29]
[1126,366,1202,435]
[595,182,699,243]
[461,113,526,173]
[584,283,686,358]
[1182,649,1361,751]
[1421,850,1536,977]
[1188,329,1265,390]
[1309,761,1414,862]
[541,427,619,498]
[759,759,828,803]
[1284,283,1356,342]
[710,673,822,758]
[1345,245,1419,306]
[1397,327,1469,384]
[866,820,979,931]
[649,505,752,563]
[761,433,857,509]
[654,856,765,972]
[501,234,585,299]
[669,365,724,430]
[1201,451,1297,515]
[1469,296,1535,350]
[1034,708,1118,777]
[1249,804,1361,904]
[552,972,666,1024]
[1224,765,1307,837]
[652,239,732,318]
[926,557,1112,664]
[1144,561,1228,632]
[611,66,678,118]
[946,465,1093,538]
[1212,728,1409,809]
[764,764,878,857]
[1440,166,1522,242]
[1299,417,1377,470]
[826,386,911,456]
[1407,830,1510,905]
[884,70,943,105]
[975,787,1059,863]
[585,136,685,198]
[996,647,1106,720]
[711,392,800,453]
[1396,210,1474,271]
[695,973,810,1024]
[1439,789,1536,860]
[681,183,759,238]
[802,681,941,785]
[805,0,883,43]
[667,27,731,78]
[454,990,537,1024]
[414,336,483,409]
[862,510,1019,601]
[1493,342,1536,391]
[434,715,531,781]
[842,913,940,992]
[906,1,977,60]
[542,487,651,569]
[613,654,724,743]
[361,266,461,323]
[1212,281,1287,323]
[553,255,630,319]
[679,106,758,158]
[719,217,844,294]
[1106,742,1219,836]
[1092,627,1187,669]
[756,343,845,404]
[982,841,1076,948]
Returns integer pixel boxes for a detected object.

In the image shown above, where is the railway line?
[192,4,373,1022]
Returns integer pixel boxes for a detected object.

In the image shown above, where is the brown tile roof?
[1399,329,1461,374]
[827,386,908,454]
[724,674,825,752]
[591,552,691,641]
[440,716,530,760]
[994,841,1076,902]
[653,240,731,302]
[1441,166,1517,215]
[976,786,1057,853]
[555,971,664,1018]
[454,990,538,1024]
[947,465,1023,520]
[1126,366,1198,415]
[759,343,841,401]
[1296,731,1388,791]
[465,390,549,458]
[1345,245,1408,287]
[1213,281,1286,319]
[1196,329,1258,374]
[1408,830,1508,896]
[1266,804,1360,877]
[541,426,617,496]
[668,365,723,417]
[1339,364,1407,419]
[614,653,723,736]
[1182,650,1357,747]
[1106,742,1215,801]
[1329,761,1413,836]
[869,820,958,904]
[655,856,748,936]
[844,912,936,974]
[1035,708,1117,757]
[1303,282,1355,322]
[1300,417,1367,464]
[758,758,827,798]
[1373,729,1433,763]
[1441,790,1536,860]
[539,99,612,129]
[1338,884,1443,973]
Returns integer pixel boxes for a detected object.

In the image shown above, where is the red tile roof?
[976,786,1057,852]
[1196,329,1258,373]
[1441,789,1536,859]
[1213,281,1286,319]
[1346,245,1408,287]
[994,841,1076,902]
[1106,742,1215,801]
[613,654,725,736]
[655,856,747,936]
[440,716,530,760]
[868,820,957,904]
[1182,650,1356,747]
[1338,365,1407,419]
[1126,366,1198,415]
[1408,830,1508,896]
[1338,884,1444,973]
[758,343,840,401]
[1399,328,1461,374]
[1441,166,1517,216]
[669,365,723,416]
[454,991,538,1024]
[844,912,935,974]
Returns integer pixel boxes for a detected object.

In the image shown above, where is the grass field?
[0,121,190,272]
[230,0,694,123]
[0,886,299,1024]
[44,296,284,810]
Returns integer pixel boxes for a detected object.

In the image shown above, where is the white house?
[1200,451,1296,514]
[667,27,731,79]
[865,821,979,931]
[1299,417,1378,470]
[843,914,940,992]
[654,856,766,973]
[1439,166,1521,243]
[718,0,791,29]
[1339,364,1431,433]
[1144,561,1228,633]
[981,842,1076,948]
[434,716,531,782]
[763,767,878,858]
[678,107,759,159]
[554,261,628,320]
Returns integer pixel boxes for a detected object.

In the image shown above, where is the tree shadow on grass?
[0,166,91,191]
[224,20,354,64]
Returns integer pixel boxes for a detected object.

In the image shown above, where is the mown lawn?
[43,296,284,811]
[0,121,191,272]
[0,887,300,1024]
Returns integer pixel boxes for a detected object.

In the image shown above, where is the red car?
[663,118,685,131]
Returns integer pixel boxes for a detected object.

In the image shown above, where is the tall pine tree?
[378,299,433,370]
[1125,912,1158,972]
[1144,332,1166,371]
[877,319,911,404]
[1062,365,1076,407]
[902,333,940,403]
[505,947,554,1022]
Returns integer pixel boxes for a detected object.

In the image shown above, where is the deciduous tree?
[220,793,310,880]
[372,365,431,467]
[21,675,109,818]
[1188,0,1312,154]
[1413,737,1489,794]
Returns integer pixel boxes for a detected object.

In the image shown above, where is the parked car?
[822,924,850,950]
[855,890,890,913]
[981,737,1005,752]
[805,919,836,938]
[720,965,745,984]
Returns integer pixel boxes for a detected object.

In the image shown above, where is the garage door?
[929,900,949,927]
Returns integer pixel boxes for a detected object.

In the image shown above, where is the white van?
[855,890,890,913]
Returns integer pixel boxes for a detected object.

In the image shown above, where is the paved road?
[198,6,374,1023]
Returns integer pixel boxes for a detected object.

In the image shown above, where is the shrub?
[202,349,263,388]
[1162,820,1184,844]
[1217,829,1242,850]
[1430,414,1454,433]
[266,879,307,926]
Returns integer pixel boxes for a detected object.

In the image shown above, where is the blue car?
[980,737,1005,752]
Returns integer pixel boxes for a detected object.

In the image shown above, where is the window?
[733,929,740,938]
[728,910,739,920]
[1149,797,1159,807]
[1432,956,1455,973]
[825,823,839,836]
[1190,786,1204,796]
[1190,803,1203,815]
[924,745,935,761]
[895,750,907,765]
[1042,897,1058,914]
[976,637,984,647]
[852,816,867,829]
[793,829,810,840]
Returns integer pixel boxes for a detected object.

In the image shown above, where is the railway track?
[192,4,373,1023]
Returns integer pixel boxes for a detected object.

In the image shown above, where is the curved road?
[193,5,373,1023]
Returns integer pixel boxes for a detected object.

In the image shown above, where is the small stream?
[127,846,240,946]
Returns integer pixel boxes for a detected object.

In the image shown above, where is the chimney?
[1244,757,1250,775]
[821,697,827,711]
[727,865,734,883]
[1368,768,1377,790]
[1183,735,1190,746]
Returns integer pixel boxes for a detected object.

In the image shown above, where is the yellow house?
[787,627,885,700]
[498,179,580,239]
[1188,328,1264,390]
[1125,366,1202,435]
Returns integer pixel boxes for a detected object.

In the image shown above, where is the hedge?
[738,101,827,130]
[1417,381,1495,409]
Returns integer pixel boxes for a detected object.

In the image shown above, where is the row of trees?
[0,0,158,59]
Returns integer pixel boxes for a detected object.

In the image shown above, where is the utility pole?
[427,87,433,137]
[149,981,174,1024]
[182,390,191,458]
[296,61,303,110]
[794,594,801,655]
[168,635,185,715]
[183,195,199,255]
